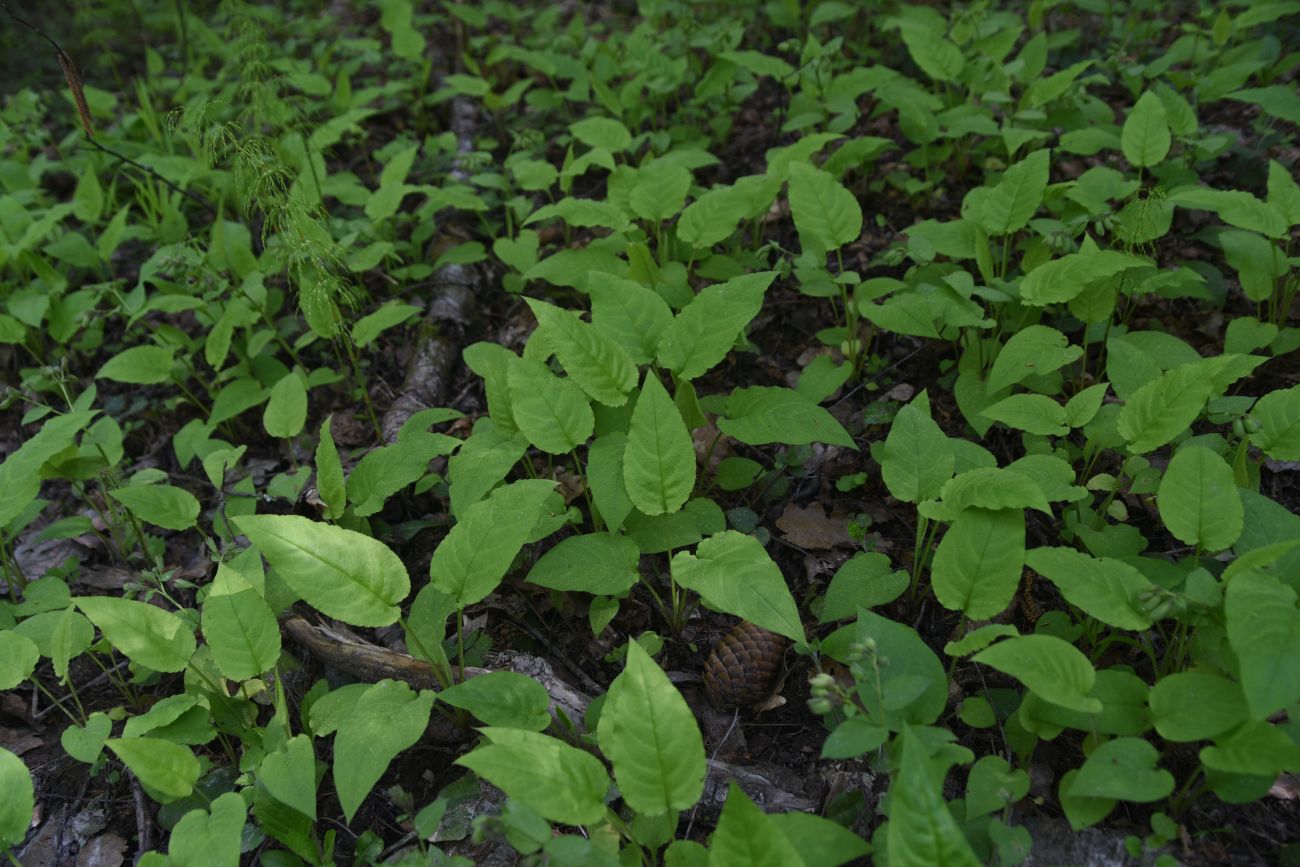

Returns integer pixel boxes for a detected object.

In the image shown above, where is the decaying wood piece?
[379,94,482,443]
[701,759,821,813]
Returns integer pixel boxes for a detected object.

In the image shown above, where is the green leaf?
[973,635,1101,713]
[1020,250,1150,306]
[1025,547,1155,631]
[657,272,773,380]
[980,393,1069,436]
[598,640,705,815]
[378,0,424,59]
[962,149,1049,236]
[1268,159,1300,225]
[768,812,872,866]
[820,553,908,621]
[671,531,806,645]
[877,399,954,503]
[823,610,947,728]
[1117,363,1216,453]
[887,728,982,867]
[525,533,640,595]
[1157,445,1243,551]
[526,198,630,231]
[259,735,317,820]
[525,297,637,406]
[1068,738,1173,802]
[0,410,96,529]
[719,386,856,448]
[1200,719,1300,778]
[898,24,965,83]
[1225,570,1300,719]
[351,302,422,349]
[61,712,111,764]
[1250,384,1300,460]
[75,596,196,672]
[940,468,1052,515]
[570,116,632,151]
[263,371,308,439]
[630,159,692,222]
[429,479,558,607]
[447,425,527,519]
[709,783,807,867]
[589,276,673,365]
[507,355,594,454]
[987,326,1083,392]
[317,680,434,822]
[965,755,1030,821]
[314,416,346,519]
[106,737,199,802]
[169,791,245,867]
[201,562,281,681]
[96,345,174,384]
[0,631,38,690]
[107,483,200,531]
[787,162,862,258]
[1121,91,1171,167]
[346,432,458,517]
[931,508,1025,619]
[678,185,752,249]
[1167,187,1288,238]
[455,727,610,826]
[623,373,696,516]
[365,143,418,221]
[1149,672,1248,742]
[437,672,551,731]
[234,515,409,627]
[0,748,35,848]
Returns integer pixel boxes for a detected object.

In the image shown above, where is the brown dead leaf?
[775,503,854,550]
[76,833,127,867]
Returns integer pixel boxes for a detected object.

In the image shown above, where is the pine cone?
[703,621,787,709]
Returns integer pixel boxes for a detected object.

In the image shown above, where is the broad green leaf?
[980,393,1069,436]
[201,562,281,681]
[0,631,38,690]
[709,783,807,867]
[0,748,35,848]
[169,791,245,867]
[437,672,551,731]
[447,425,527,519]
[986,325,1083,392]
[463,341,519,431]
[364,143,417,221]
[75,596,195,672]
[1167,187,1288,238]
[259,735,317,820]
[1200,719,1300,778]
[630,159,692,222]
[525,297,637,406]
[96,345,174,384]
[106,737,199,802]
[877,400,954,503]
[973,635,1101,714]
[526,197,630,231]
[1020,668,1150,738]
[234,515,409,627]
[1121,91,1171,167]
[325,680,434,822]
[1020,249,1149,306]
[598,640,705,815]
[1117,363,1216,453]
[1225,570,1300,719]
[1068,738,1173,802]
[429,479,558,607]
[931,508,1025,619]
[263,372,308,439]
[570,116,632,151]
[787,162,862,258]
[1157,445,1243,551]
[589,432,635,532]
[624,373,696,516]
[1268,159,1300,225]
[1250,384,1300,460]
[1026,547,1155,631]
[719,386,856,448]
[1149,672,1248,742]
[589,276,673,364]
[965,756,1030,821]
[945,624,1020,657]
[887,728,982,867]
[820,716,889,760]
[768,812,872,866]
[820,553,908,621]
[671,531,806,645]
[1065,382,1111,428]
[678,185,751,248]
[899,25,965,83]
[50,607,94,682]
[346,432,459,517]
[822,610,947,728]
[378,0,424,59]
[507,355,594,454]
[455,728,610,826]
[0,410,96,528]
[962,149,1049,236]
[525,533,640,595]
[314,416,346,519]
[940,468,1052,514]
[1058,768,1114,831]
[657,272,773,380]
[351,302,421,349]
[108,483,200,531]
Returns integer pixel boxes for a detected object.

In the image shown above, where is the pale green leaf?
[1121,91,1171,167]
[657,272,773,380]
[671,531,806,645]
[75,596,196,672]
[525,297,637,406]
[1157,445,1243,550]
[623,373,696,516]
[455,728,610,826]
[787,162,862,257]
[931,508,1025,619]
[507,355,594,454]
[719,386,856,448]
[973,635,1101,713]
[106,737,199,802]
